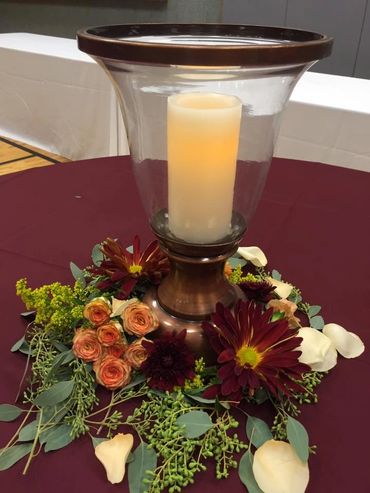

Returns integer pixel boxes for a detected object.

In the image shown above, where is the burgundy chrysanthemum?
[202,301,309,401]
[239,279,275,303]
[88,236,169,298]
[141,330,195,392]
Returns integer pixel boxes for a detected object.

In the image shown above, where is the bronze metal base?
[144,231,244,363]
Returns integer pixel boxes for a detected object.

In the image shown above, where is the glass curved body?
[78,25,332,246]
[104,60,308,244]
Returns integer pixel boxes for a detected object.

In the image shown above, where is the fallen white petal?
[237,246,268,267]
[95,433,134,484]
[253,440,309,493]
[323,323,365,359]
[267,277,293,299]
[111,298,138,318]
[298,327,337,371]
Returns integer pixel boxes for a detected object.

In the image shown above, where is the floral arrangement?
[0,236,364,493]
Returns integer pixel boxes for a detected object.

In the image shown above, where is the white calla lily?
[252,440,309,493]
[111,297,138,318]
[323,323,365,359]
[237,246,267,267]
[267,277,293,299]
[95,433,134,484]
[298,327,337,371]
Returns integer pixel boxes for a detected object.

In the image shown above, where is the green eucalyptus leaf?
[51,349,75,369]
[253,388,269,405]
[41,404,69,426]
[185,394,216,405]
[238,450,263,493]
[176,410,213,438]
[91,436,108,448]
[228,257,247,269]
[310,315,325,330]
[18,419,39,442]
[91,243,104,266]
[308,305,321,317]
[69,262,86,287]
[126,452,134,463]
[52,341,69,352]
[246,416,273,448]
[271,269,282,281]
[0,404,23,422]
[0,443,33,471]
[33,380,74,408]
[44,424,74,452]
[11,336,31,355]
[287,416,309,462]
[128,442,157,493]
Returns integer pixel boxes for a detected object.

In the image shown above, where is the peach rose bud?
[122,301,159,337]
[97,321,123,347]
[124,338,149,369]
[83,297,112,327]
[72,328,102,362]
[95,433,134,484]
[94,355,131,390]
[252,440,309,493]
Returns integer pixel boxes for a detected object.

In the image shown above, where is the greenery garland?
[0,237,336,493]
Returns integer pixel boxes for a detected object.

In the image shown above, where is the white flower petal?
[267,277,293,299]
[298,327,337,371]
[111,297,138,318]
[95,433,134,484]
[252,440,309,493]
[237,246,267,267]
[323,323,365,359]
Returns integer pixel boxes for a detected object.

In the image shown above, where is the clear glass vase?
[78,24,332,358]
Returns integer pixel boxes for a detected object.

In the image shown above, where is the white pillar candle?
[167,92,242,243]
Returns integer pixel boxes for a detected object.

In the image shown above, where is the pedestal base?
[144,285,244,364]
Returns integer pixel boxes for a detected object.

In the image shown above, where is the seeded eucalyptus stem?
[22,409,43,475]
[0,405,35,457]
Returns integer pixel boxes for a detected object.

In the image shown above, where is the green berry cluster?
[126,391,247,493]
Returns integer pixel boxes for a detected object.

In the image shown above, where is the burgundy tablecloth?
[1,156,369,493]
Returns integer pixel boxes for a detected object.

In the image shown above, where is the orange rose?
[94,355,131,390]
[97,322,123,347]
[267,299,301,328]
[104,342,127,358]
[122,301,158,337]
[72,328,102,362]
[124,338,149,369]
[83,297,111,327]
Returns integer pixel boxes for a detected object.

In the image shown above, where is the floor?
[0,136,69,176]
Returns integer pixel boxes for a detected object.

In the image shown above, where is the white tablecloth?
[0,33,128,160]
[0,33,369,172]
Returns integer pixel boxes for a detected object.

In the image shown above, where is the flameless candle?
[167,92,242,243]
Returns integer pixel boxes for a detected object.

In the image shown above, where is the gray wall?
[0,1,222,38]
[222,0,370,79]
[0,0,369,78]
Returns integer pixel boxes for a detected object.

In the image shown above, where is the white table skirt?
[0,33,369,172]
[0,33,128,160]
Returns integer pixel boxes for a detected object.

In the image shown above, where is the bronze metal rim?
[77,23,333,66]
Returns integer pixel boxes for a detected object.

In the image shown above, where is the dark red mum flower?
[203,301,309,401]
[88,236,169,298]
[239,279,275,303]
[141,330,195,392]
